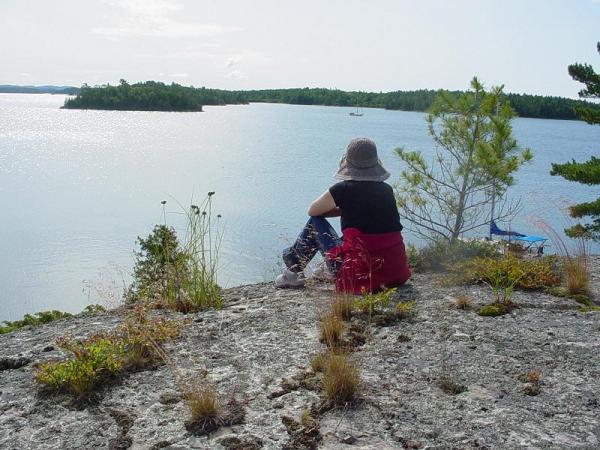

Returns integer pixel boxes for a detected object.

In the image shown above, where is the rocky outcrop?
[1,262,599,449]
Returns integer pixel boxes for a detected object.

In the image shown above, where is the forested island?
[60,80,600,120]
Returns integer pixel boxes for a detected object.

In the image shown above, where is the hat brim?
[334,156,390,181]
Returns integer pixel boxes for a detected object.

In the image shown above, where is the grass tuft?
[331,294,354,320]
[322,354,359,405]
[185,384,221,432]
[319,313,343,348]
[450,294,472,310]
[564,256,589,296]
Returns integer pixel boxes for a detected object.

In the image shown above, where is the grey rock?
[0,259,599,449]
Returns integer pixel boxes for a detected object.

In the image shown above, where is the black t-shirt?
[329,180,403,234]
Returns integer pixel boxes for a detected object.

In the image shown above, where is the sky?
[1,0,599,97]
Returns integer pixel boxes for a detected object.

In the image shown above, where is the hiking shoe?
[310,261,336,282]
[275,269,306,288]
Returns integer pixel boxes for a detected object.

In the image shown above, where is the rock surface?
[1,259,599,449]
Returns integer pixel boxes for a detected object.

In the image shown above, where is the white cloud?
[92,0,242,38]
[170,73,189,78]
[226,69,247,80]
[225,56,241,68]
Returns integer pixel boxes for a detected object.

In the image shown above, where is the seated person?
[275,137,411,293]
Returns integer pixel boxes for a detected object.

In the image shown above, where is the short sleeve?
[329,181,346,208]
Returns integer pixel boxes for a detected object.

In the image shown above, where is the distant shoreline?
[3,82,600,121]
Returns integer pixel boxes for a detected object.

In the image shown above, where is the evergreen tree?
[551,42,600,240]
[395,77,532,242]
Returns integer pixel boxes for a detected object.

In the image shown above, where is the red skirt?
[326,227,411,294]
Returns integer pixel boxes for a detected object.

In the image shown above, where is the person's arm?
[307,190,340,217]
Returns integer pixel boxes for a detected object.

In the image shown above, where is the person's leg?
[282,217,340,272]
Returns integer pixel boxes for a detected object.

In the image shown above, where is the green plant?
[181,193,223,310]
[0,310,72,334]
[549,42,600,240]
[117,307,181,370]
[395,301,416,320]
[35,336,125,397]
[322,354,359,405]
[395,77,532,242]
[354,288,396,316]
[410,239,500,272]
[405,243,425,272]
[34,308,181,397]
[127,194,223,312]
[82,304,107,314]
[456,254,560,291]
[477,304,508,317]
[128,224,188,305]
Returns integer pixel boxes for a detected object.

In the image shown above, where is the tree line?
[62,80,600,121]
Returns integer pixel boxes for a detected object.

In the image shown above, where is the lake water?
[1,94,599,321]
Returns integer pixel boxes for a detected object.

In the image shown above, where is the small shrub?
[128,194,223,312]
[118,308,181,370]
[0,310,72,334]
[406,243,425,272]
[411,239,500,272]
[395,301,415,320]
[477,304,508,317]
[331,294,353,320]
[450,294,472,310]
[34,308,181,397]
[456,254,560,291]
[319,313,343,348]
[35,336,124,397]
[82,304,106,314]
[322,354,359,405]
[354,288,396,316]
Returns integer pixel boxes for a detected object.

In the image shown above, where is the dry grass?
[526,368,542,384]
[319,312,343,348]
[186,383,220,427]
[322,353,359,404]
[521,368,542,396]
[310,352,329,373]
[564,256,589,296]
[450,294,472,310]
[331,294,354,320]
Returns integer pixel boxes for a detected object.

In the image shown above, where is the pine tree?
[395,77,531,242]
[550,42,600,240]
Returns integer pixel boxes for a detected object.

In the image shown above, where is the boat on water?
[349,106,363,116]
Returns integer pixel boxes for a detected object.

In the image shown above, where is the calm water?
[1,94,598,321]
